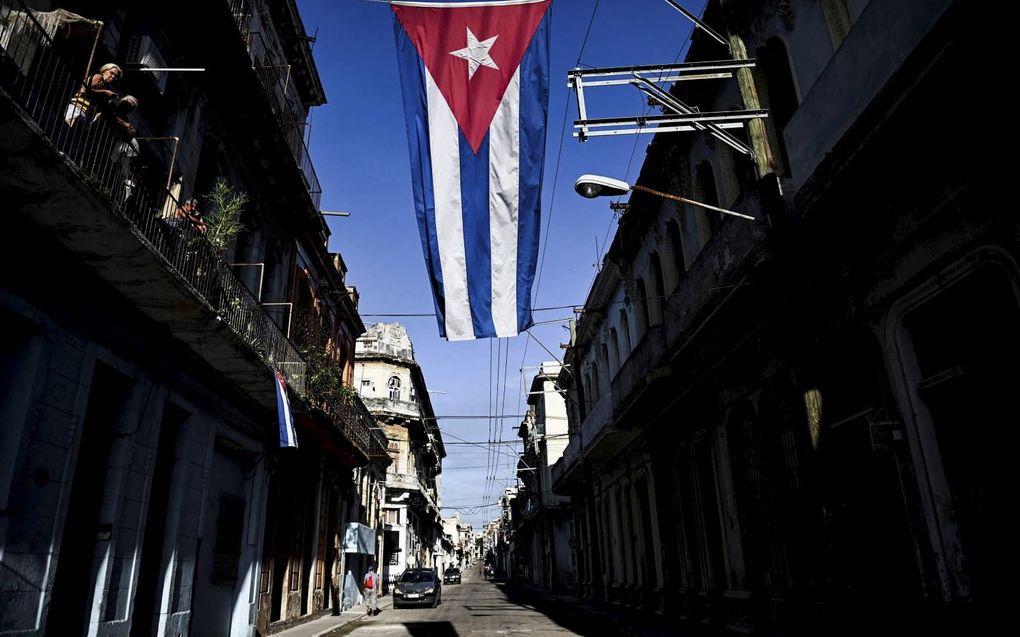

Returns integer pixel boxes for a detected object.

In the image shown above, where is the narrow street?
[1,2,1000,636]
[323,570,680,637]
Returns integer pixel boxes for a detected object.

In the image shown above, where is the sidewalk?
[270,594,392,637]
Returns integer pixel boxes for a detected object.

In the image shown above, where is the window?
[609,328,621,375]
[822,0,852,50]
[694,162,721,238]
[361,379,372,395]
[635,280,650,339]
[618,309,632,355]
[388,376,401,401]
[665,220,686,289]
[648,253,665,325]
[600,344,610,384]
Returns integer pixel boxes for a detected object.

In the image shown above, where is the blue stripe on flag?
[459,131,496,339]
[393,21,447,337]
[516,12,550,333]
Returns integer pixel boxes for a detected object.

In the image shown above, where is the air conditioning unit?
[126,35,168,94]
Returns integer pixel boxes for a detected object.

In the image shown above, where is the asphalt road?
[323,569,606,637]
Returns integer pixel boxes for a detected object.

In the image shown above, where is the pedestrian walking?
[363,562,380,616]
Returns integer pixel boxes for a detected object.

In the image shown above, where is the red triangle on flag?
[393,0,550,153]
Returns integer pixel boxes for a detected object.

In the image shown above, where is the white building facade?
[514,363,576,591]
[355,323,446,588]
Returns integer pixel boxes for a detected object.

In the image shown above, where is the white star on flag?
[449,27,499,80]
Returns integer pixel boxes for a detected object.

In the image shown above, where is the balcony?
[659,186,772,375]
[0,4,374,459]
[150,0,324,235]
[386,471,437,511]
[356,340,415,362]
[363,396,420,419]
[550,392,635,494]
[0,4,305,402]
[387,472,425,493]
[0,3,385,456]
[242,28,322,209]
[610,324,670,427]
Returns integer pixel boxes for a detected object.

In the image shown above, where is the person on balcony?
[104,94,138,138]
[174,198,207,235]
[105,95,140,202]
[64,62,122,127]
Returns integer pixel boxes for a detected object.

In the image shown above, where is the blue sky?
[296,0,705,528]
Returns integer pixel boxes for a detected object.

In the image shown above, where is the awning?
[342,522,376,554]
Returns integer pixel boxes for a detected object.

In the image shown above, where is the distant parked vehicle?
[392,568,442,608]
[443,567,461,584]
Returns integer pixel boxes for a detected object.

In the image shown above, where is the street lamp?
[574,173,760,222]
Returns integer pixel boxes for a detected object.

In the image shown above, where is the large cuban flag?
[391,0,551,340]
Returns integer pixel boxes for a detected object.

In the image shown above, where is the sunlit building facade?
[355,323,446,588]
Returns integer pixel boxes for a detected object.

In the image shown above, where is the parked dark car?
[392,568,442,608]
[443,567,461,584]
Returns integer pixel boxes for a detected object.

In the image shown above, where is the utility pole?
[727,33,776,180]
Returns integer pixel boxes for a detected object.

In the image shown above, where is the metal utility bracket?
[569,59,765,141]
[631,75,756,157]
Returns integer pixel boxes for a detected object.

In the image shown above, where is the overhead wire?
[526,330,564,366]
[360,304,579,317]
[532,0,600,309]
[485,338,495,501]
[592,0,708,270]
[441,426,522,461]
[511,331,532,501]
[358,290,745,322]
[499,337,512,493]
[474,0,603,511]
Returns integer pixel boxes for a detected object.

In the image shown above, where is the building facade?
[514,363,575,592]
[0,1,388,635]
[553,0,1010,634]
[439,515,474,572]
[354,323,446,588]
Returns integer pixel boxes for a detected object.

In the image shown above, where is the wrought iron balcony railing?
[227,0,322,209]
[0,0,306,393]
[291,308,391,462]
[317,387,378,459]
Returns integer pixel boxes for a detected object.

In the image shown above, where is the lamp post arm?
[631,184,761,222]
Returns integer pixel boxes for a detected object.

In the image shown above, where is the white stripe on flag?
[425,68,472,340]
[276,371,297,448]
[489,66,521,338]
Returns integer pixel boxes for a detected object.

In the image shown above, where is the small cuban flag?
[274,370,298,448]
[391,0,551,340]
